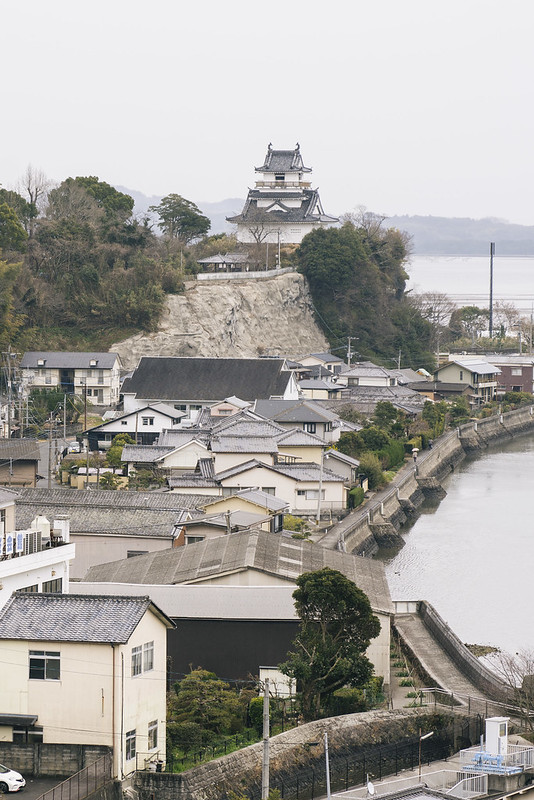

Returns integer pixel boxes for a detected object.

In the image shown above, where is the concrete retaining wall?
[0,743,110,777]
[417,601,509,701]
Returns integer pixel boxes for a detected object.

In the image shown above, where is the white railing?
[459,744,534,772]
[334,770,488,800]
[197,267,294,281]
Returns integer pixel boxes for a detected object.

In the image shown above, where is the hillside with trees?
[297,215,435,370]
[0,172,434,371]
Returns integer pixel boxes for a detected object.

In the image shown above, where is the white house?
[85,404,187,450]
[0,592,174,778]
[0,490,75,608]
[434,358,501,406]
[20,352,122,407]
[226,144,339,245]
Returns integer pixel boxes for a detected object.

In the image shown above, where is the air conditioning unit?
[24,530,42,555]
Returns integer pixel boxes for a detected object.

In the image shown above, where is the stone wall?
[321,406,534,556]
[135,709,456,800]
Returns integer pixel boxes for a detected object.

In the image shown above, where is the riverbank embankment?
[319,403,534,556]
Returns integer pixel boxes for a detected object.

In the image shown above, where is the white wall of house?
[0,610,168,778]
[277,444,323,464]
[0,543,75,608]
[22,363,121,406]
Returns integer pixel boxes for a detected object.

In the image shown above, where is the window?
[304,489,325,500]
[143,641,154,672]
[186,535,205,545]
[19,584,39,593]
[512,385,522,392]
[511,368,523,376]
[127,550,148,558]
[271,514,283,533]
[132,641,154,675]
[131,645,142,676]
[261,487,275,495]
[174,404,187,412]
[148,721,158,750]
[459,370,463,380]
[121,420,128,426]
[98,370,104,385]
[42,578,62,593]
[86,389,93,397]
[125,730,136,761]
[29,650,60,680]
[275,174,284,182]
[142,417,154,426]
[297,489,306,496]
[303,423,316,434]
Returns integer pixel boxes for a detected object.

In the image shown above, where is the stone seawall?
[321,404,534,555]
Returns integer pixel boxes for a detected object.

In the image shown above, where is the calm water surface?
[407,255,534,314]
[377,434,534,653]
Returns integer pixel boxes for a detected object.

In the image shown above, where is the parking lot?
[13,776,62,800]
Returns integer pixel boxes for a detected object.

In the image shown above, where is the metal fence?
[221,718,482,800]
[34,753,113,800]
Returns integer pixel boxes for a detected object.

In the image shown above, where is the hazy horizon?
[2,1,533,226]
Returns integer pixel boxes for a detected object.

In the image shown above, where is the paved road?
[11,776,62,800]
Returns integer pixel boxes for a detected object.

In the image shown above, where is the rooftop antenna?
[489,242,495,337]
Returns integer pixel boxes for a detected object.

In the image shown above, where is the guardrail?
[33,753,113,800]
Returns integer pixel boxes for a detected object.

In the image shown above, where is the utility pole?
[63,394,67,441]
[47,412,53,489]
[261,678,270,800]
[324,731,332,800]
[489,242,495,338]
[347,337,358,368]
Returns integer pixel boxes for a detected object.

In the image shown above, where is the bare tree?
[19,165,52,237]
[493,301,520,337]
[487,649,534,730]
[410,291,456,357]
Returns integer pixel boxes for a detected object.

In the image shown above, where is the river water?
[377,434,534,655]
[407,254,534,314]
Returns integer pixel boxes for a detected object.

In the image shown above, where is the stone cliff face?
[111,272,329,370]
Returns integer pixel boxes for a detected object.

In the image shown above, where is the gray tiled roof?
[0,439,40,461]
[203,488,288,512]
[168,475,220,489]
[0,593,172,642]
[308,352,345,363]
[83,530,393,615]
[15,488,211,536]
[123,357,293,403]
[254,399,339,424]
[275,429,324,446]
[271,462,346,483]
[21,352,119,369]
[121,445,175,463]
[210,436,279,453]
[255,146,312,174]
[227,189,338,226]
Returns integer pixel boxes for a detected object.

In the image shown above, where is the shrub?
[358,453,384,489]
[249,696,273,736]
[348,486,365,508]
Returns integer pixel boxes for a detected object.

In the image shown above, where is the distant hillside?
[384,214,534,256]
[116,186,534,255]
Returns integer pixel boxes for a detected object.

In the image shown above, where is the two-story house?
[434,358,501,406]
[20,352,122,407]
[0,592,174,778]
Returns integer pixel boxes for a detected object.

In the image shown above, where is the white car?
[68,442,81,454]
[0,765,25,792]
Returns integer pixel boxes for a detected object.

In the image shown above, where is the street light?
[418,730,434,781]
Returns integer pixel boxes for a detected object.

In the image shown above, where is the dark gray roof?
[123,357,293,403]
[215,459,344,483]
[0,593,173,642]
[15,488,211,536]
[83,529,393,615]
[21,352,119,369]
[255,145,312,174]
[210,436,279,453]
[308,352,345,363]
[254,399,339,424]
[0,439,40,461]
[227,188,338,226]
[209,488,288,512]
[121,445,175,463]
[197,252,250,265]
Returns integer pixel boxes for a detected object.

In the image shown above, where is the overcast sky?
[2,0,533,224]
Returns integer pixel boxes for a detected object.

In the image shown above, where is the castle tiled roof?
[255,145,312,174]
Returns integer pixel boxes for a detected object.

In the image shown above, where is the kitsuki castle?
[227,143,339,246]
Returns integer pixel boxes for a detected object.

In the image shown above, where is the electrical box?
[486,716,509,755]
